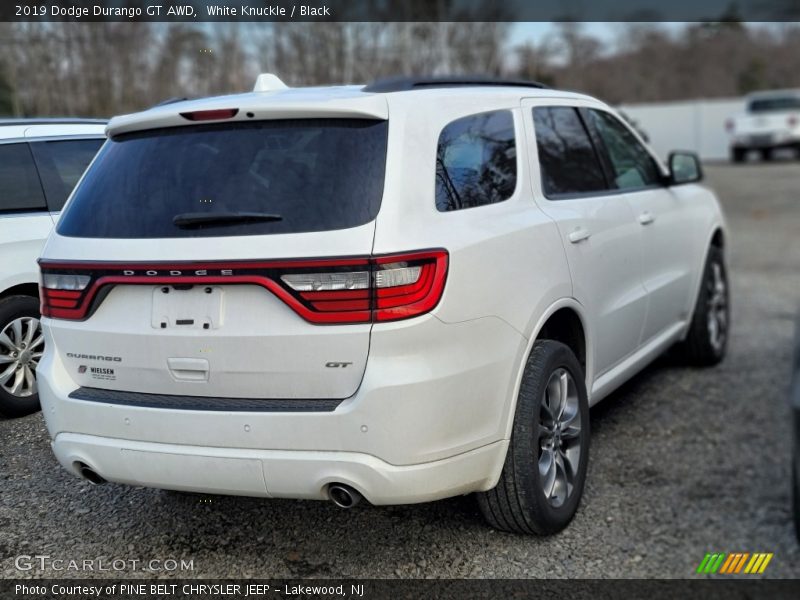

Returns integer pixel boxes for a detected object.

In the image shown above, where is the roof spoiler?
[254,73,289,92]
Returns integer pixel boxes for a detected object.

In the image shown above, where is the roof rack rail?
[363,76,549,93]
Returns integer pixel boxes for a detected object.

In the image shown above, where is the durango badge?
[66,353,122,362]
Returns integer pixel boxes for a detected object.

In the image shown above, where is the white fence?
[620,98,745,162]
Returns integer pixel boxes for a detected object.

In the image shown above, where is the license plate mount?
[151,285,223,330]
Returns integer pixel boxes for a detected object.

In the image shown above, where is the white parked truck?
[728,89,800,162]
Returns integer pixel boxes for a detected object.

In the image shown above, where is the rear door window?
[57,119,388,238]
[0,143,47,213]
[435,110,516,212]
[30,138,105,212]
[532,107,608,199]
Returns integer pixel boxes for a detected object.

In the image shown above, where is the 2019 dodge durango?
[37,75,728,534]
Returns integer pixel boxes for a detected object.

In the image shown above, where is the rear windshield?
[57,119,388,238]
[748,96,800,113]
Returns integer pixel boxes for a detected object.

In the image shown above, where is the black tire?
[679,245,729,366]
[731,148,747,163]
[760,148,774,161]
[794,452,799,545]
[477,340,589,535]
[0,295,43,418]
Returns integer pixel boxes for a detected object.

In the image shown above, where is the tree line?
[0,21,798,117]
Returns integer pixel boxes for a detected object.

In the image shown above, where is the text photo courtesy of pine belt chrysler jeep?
[37,75,728,534]
[0,119,105,418]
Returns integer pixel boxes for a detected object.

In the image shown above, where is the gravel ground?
[1,163,799,579]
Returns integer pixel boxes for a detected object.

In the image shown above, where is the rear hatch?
[41,116,389,400]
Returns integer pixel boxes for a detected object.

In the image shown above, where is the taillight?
[788,115,799,128]
[179,108,239,121]
[373,252,448,321]
[725,118,735,133]
[39,274,91,318]
[39,250,448,324]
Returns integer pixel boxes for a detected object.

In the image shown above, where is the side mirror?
[667,151,703,185]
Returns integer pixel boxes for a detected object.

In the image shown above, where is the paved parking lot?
[1,163,799,579]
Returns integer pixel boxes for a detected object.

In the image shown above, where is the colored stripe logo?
[696,552,773,574]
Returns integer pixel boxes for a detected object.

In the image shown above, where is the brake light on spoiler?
[39,250,448,324]
[179,108,239,121]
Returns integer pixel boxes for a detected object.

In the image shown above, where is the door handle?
[568,227,591,244]
[638,211,655,226]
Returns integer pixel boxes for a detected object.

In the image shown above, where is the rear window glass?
[30,138,104,212]
[435,110,516,212]
[748,96,800,113]
[57,119,388,238]
[0,143,46,213]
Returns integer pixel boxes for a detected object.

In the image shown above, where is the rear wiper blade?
[173,211,283,228]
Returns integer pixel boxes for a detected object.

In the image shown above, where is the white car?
[37,76,728,534]
[728,89,800,162]
[0,119,105,417]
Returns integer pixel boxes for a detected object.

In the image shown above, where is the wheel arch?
[681,223,727,341]
[0,282,40,302]
[710,227,725,250]
[501,298,593,441]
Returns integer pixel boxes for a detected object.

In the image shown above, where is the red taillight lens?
[179,108,239,121]
[788,115,799,128]
[39,273,92,319]
[373,251,448,321]
[276,250,448,323]
[39,250,449,324]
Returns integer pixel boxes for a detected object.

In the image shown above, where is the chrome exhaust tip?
[328,483,363,509]
[75,462,107,485]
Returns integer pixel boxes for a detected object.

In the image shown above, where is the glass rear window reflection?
[435,110,516,212]
[57,119,388,238]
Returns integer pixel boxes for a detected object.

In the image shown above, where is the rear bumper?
[732,133,800,150]
[51,432,508,504]
[39,313,525,504]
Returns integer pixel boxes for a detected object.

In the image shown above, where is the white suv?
[728,89,800,162]
[37,76,728,534]
[0,119,104,417]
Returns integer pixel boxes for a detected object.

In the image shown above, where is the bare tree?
[3,21,800,118]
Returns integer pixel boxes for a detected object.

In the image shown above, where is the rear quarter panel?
[373,94,574,451]
[374,94,572,334]
[0,213,52,294]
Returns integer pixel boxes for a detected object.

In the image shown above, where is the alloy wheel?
[706,261,728,352]
[538,368,582,508]
[0,317,44,398]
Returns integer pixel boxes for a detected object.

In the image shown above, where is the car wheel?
[731,148,747,163]
[760,148,774,161]
[794,451,799,544]
[477,340,589,535]
[680,245,729,366]
[0,296,44,418]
